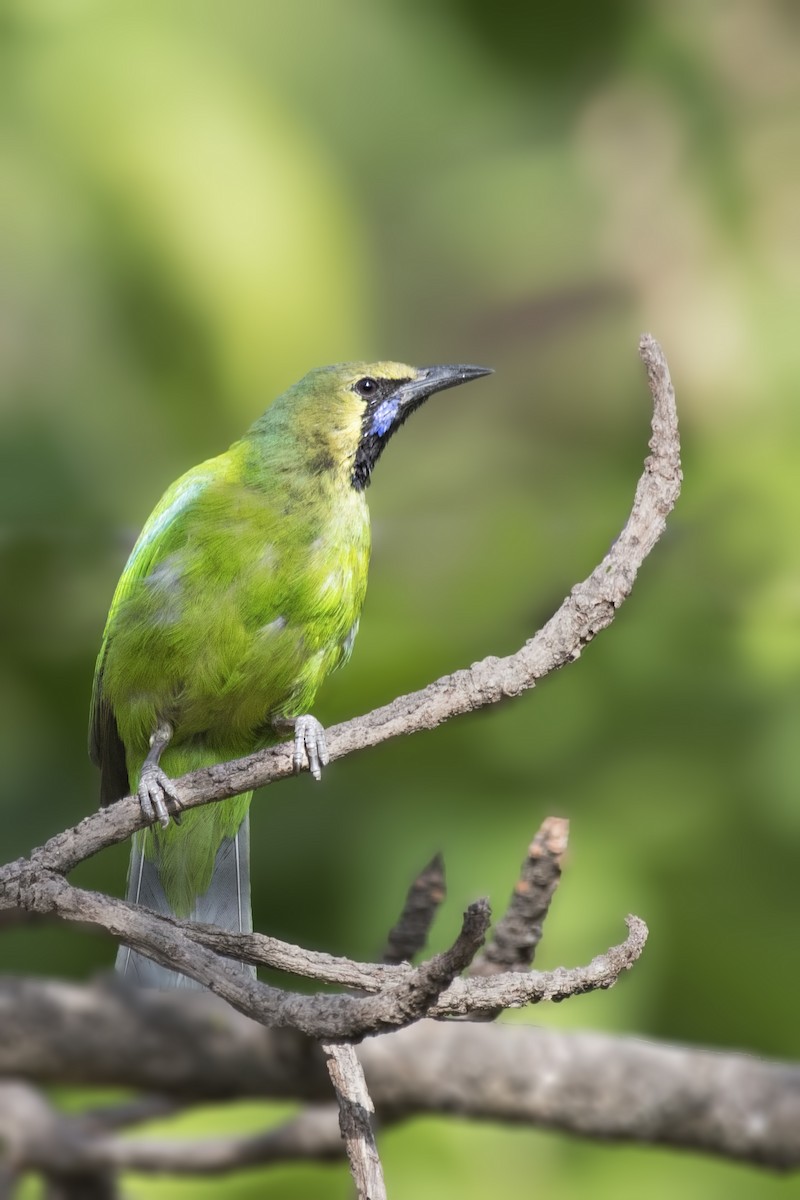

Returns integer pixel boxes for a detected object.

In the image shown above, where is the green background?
[2,1,800,1196]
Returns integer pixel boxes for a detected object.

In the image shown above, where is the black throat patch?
[351,377,412,490]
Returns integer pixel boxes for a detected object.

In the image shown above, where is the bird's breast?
[107,479,370,753]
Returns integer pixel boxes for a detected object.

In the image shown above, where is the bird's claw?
[138,765,183,829]
[292,715,330,781]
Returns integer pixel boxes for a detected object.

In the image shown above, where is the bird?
[89,360,492,987]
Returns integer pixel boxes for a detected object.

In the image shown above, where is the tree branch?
[323,1043,386,1200]
[0,858,643,1036]
[1,980,798,1172]
[471,816,568,976]
[383,854,446,965]
[0,1081,344,1177]
[0,867,501,1039]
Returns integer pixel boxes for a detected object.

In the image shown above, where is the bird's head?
[272,361,493,490]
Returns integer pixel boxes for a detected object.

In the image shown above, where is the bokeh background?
[2,0,800,1196]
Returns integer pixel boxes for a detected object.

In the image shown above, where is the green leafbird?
[89,361,492,986]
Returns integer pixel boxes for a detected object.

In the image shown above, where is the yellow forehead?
[333,361,416,387]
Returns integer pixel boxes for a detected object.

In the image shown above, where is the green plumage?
[89,359,490,984]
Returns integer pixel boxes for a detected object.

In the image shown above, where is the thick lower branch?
[0,1084,343,1177]
[0,980,796,1171]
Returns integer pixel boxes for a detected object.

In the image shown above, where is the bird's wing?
[88,465,214,803]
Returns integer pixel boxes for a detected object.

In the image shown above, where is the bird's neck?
[241,404,362,502]
[236,424,368,544]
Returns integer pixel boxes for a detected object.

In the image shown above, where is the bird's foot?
[138,763,183,829]
[294,715,329,780]
[272,714,329,781]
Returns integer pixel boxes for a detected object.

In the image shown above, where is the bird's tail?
[116,805,255,990]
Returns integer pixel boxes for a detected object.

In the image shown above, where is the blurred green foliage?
[3,0,800,1196]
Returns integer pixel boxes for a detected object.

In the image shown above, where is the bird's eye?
[355,377,377,397]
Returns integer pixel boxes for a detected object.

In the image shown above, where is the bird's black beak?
[397,363,493,411]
